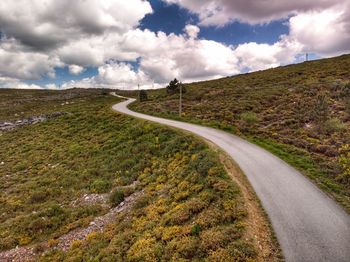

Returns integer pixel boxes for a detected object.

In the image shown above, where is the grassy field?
[130,54,350,212]
[0,89,280,261]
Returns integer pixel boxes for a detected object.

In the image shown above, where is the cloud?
[287,5,350,56]
[0,37,62,80]
[161,0,350,62]
[0,0,152,50]
[123,29,241,83]
[233,37,302,71]
[56,32,139,67]
[0,76,43,89]
[62,62,159,90]
[0,0,152,83]
[163,0,344,25]
[68,65,85,75]
[184,24,200,39]
[97,62,147,87]
[0,0,349,90]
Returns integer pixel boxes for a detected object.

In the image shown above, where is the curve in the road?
[112,96,350,262]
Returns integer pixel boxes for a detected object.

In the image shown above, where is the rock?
[0,112,66,132]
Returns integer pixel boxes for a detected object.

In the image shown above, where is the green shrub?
[312,93,329,124]
[345,99,350,115]
[337,145,350,186]
[133,194,151,209]
[167,236,201,259]
[324,118,346,134]
[29,191,49,203]
[90,179,111,193]
[240,112,258,125]
[139,90,148,102]
[27,218,49,233]
[341,83,350,98]
[109,188,125,207]
[200,226,241,250]
[229,241,257,259]
[191,224,201,236]
[45,204,65,217]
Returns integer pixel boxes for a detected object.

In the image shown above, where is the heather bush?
[109,188,125,207]
[324,118,346,134]
[240,112,258,126]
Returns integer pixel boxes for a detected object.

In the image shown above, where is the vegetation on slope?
[130,54,350,211]
[0,89,278,261]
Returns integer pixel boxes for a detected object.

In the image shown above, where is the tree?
[166,78,180,93]
[166,78,186,94]
[139,90,148,102]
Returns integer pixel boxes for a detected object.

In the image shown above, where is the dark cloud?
[164,0,345,25]
[0,0,152,50]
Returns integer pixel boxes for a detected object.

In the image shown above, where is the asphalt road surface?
[112,95,350,262]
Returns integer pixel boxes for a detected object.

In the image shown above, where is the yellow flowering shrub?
[127,236,160,262]
[18,236,32,246]
[40,117,255,261]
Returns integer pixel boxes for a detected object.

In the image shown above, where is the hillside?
[130,54,350,211]
[0,89,280,261]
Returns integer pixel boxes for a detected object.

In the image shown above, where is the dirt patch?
[0,190,143,262]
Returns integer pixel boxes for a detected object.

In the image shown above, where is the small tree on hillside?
[166,78,186,94]
[166,78,180,93]
[139,89,148,102]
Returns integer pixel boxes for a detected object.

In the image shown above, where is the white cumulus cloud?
[0,77,43,89]
[287,6,350,56]
[68,65,85,75]
[0,0,349,90]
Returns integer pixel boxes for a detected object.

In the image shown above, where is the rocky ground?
[0,190,143,262]
[0,112,66,132]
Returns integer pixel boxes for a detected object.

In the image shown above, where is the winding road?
[112,95,350,262]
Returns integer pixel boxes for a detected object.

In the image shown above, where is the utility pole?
[305,53,309,62]
[138,83,140,101]
[179,82,182,117]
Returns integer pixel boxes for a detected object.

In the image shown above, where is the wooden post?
[179,83,182,117]
[138,83,140,101]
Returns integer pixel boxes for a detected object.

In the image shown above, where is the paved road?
[112,96,350,262]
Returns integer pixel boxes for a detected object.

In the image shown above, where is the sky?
[0,0,349,90]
